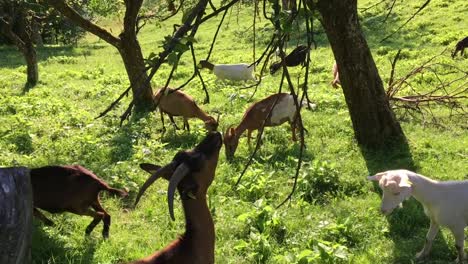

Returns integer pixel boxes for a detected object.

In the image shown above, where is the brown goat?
[452,36,468,58]
[154,88,218,132]
[270,45,309,74]
[224,93,300,161]
[31,165,128,238]
[331,61,341,88]
[131,132,222,264]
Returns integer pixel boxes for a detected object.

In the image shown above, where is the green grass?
[1,0,467,263]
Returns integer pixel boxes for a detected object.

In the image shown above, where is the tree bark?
[46,0,154,111]
[0,15,38,87]
[119,0,154,112]
[316,0,405,148]
[0,167,33,264]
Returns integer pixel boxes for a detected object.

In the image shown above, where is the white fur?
[270,95,296,124]
[212,64,256,81]
[368,169,468,263]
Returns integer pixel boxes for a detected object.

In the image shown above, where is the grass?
[0,0,467,263]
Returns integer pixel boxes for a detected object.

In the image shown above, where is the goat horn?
[134,162,177,208]
[167,163,190,221]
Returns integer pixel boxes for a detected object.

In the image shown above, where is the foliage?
[0,0,467,263]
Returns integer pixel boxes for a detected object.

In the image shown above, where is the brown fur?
[130,132,222,264]
[153,88,218,132]
[31,165,127,238]
[224,93,299,160]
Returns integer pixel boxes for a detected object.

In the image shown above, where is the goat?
[224,93,301,161]
[153,87,218,132]
[331,61,341,88]
[452,36,468,58]
[270,45,309,74]
[131,131,222,264]
[198,60,256,81]
[30,165,128,238]
[368,169,468,263]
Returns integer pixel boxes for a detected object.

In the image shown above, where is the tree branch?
[45,0,121,48]
[0,18,27,54]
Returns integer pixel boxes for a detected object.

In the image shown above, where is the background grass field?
[0,0,467,263]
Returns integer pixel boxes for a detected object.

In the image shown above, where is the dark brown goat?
[270,45,309,74]
[131,132,222,264]
[154,88,218,132]
[224,93,300,161]
[31,165,127,238]
[452,36,468,58]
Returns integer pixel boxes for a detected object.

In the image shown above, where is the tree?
[315,0,406,147]
[0,167,33,264]
[45,0,154,112]
[0,1,38,87]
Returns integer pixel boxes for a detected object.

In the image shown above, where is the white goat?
[368,169,468,263]
[198,60,256,81]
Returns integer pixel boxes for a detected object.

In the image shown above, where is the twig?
[382,0,397,24]
[380,0,431,42]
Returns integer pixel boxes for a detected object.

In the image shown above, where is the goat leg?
[159,110,167,133]
[183,118,190,132]
[81,208,104,238]
[450,225,465,263]
[92,202,111,239]
[34,208,55,226]
[168,114,180,130]
[415,220,439,260]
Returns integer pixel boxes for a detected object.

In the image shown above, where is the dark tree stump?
[0,167,33,264]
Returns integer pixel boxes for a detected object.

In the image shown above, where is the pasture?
[0,0,467,263]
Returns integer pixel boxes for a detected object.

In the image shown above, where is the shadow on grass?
[361,138,453,263]
[0,43,106,69]
[32,223,97,264]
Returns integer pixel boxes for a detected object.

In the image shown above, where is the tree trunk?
[119,30,154,112]
[0,14,38,87]
[0,167,33,264]
[23,39,38,86]
[316,0,405,148]
[45,0,154,112]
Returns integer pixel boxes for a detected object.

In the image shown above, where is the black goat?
[270,45,309,74]
[452,36,468,58]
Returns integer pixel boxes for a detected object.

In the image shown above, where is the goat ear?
[367,172,385,182]
[139,163,162,174]
[398,177,412,188]
[384,180,400,193]
[229,127,236,136]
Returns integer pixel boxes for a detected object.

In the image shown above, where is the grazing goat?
[153,87,218,132]
[368,170,468,263]
[131,131,222,264]
[331,61,341,88]
[224,93,301,161]
[31,165,127,238]
[198,60,256,81]
[452,36,468,58]
[270,45,309,74]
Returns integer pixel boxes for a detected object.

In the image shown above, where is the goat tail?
[106,187,128,198]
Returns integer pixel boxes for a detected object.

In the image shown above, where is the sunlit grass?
[0,0,467,263]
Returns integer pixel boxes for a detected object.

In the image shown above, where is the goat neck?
[407,173,447,208]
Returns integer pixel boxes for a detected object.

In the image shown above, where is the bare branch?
[380,0,431,43]
[46,0,121,48]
